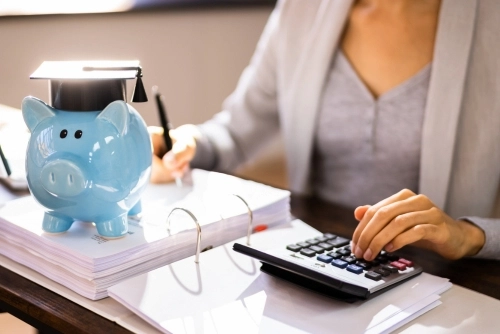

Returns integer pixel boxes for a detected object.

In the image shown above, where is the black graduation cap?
[30,60,148,111]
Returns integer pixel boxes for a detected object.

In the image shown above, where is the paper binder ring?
[232,194,253,246]
[167,208,201,263]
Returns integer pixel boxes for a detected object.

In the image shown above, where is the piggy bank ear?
[97,101,129,136]
[22,96,56,133]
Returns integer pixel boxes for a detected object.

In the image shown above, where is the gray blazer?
[193,0,500,259]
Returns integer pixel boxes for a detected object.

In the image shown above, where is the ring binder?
[167,208,202,263]
[232,194,253,246]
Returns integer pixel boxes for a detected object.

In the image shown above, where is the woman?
[150,0,500,261]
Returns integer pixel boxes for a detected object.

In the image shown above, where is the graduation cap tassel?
[132,67,148,103]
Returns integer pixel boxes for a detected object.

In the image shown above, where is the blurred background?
[0,0,287,194]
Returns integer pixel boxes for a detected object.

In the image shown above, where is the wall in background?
[0,6,287,188]
[0,7,271,125]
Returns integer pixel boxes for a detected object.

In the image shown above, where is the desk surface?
[0,192,499,333]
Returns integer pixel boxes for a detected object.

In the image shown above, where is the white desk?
[400,285,500,333]
[0,224,499,334]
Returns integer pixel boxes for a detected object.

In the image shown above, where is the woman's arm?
[191,1,285,173]
[150,1,286,185]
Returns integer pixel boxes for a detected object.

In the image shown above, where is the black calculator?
[233,232,422,302]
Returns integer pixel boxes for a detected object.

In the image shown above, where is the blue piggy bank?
[22,96,152,238]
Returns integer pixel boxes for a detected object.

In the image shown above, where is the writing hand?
[351,189,485,261]
[149,125,200,183]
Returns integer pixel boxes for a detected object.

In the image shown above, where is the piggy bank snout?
[40,160,87,197]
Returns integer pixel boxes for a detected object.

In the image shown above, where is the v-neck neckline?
[336,50,432,103]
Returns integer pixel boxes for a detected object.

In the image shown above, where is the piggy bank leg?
[42,212,74,234]
[95,214,128,239]
[128,200,142,216]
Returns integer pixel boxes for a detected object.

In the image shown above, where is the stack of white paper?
[0,104,29,189]
[0,169,290,300]
[108,220,452,334]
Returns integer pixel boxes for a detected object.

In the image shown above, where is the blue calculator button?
[346,264,363,274]
[317,254,333,263]
[331,259,348,269]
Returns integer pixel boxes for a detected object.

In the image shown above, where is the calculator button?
[356,261,372,270]
[381,265,398,273]
[327,252,343,259]
[386,253,399,261]
[398,258,413,267]
[306,239,320,245]
[374,268,391,277]
[344,246,351,252]
[286,244,302,252]
[346,264,363,274]
[297,242,311,248]
[376,255,388,264]
[310,245,325,254]
[300,248,316,257]
[318,242,334,251]
[317,254,333,263]
[323,233,337,240]
[365,271,382,281]
[328,237,350,248]
[368,259,380,267]
[337,248,351,256]
[342,256,357,264]
[390,261,407,271]
[315,236,329,243]
[331,259,348,269]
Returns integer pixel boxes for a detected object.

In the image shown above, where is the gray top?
[312,50,431,208]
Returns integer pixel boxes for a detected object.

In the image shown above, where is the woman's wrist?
[455,219,486,257]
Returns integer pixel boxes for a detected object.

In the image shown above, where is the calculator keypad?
[284,233,416,283]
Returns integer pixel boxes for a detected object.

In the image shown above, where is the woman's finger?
[150,130,166,157]
[171,160,189,178]
[172,142,195,165]
[363,208,441,260]
[150,155,175,183]
[383,224,431,253]
[352,189,416,247]
[354,193,433,258]
[354,205,370,221]
[387,223,446,254]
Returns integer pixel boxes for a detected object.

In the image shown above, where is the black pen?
[0,144,11,176]
[153,86,173,152]
[152,86,181,187]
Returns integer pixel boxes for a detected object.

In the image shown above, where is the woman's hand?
[351,189,485,261]
[148,125,201,184]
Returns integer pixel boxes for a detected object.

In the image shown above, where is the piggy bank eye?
[75,130,83,139]
[60,129,68,138]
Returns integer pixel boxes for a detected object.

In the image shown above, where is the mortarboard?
[30,60,148,112]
